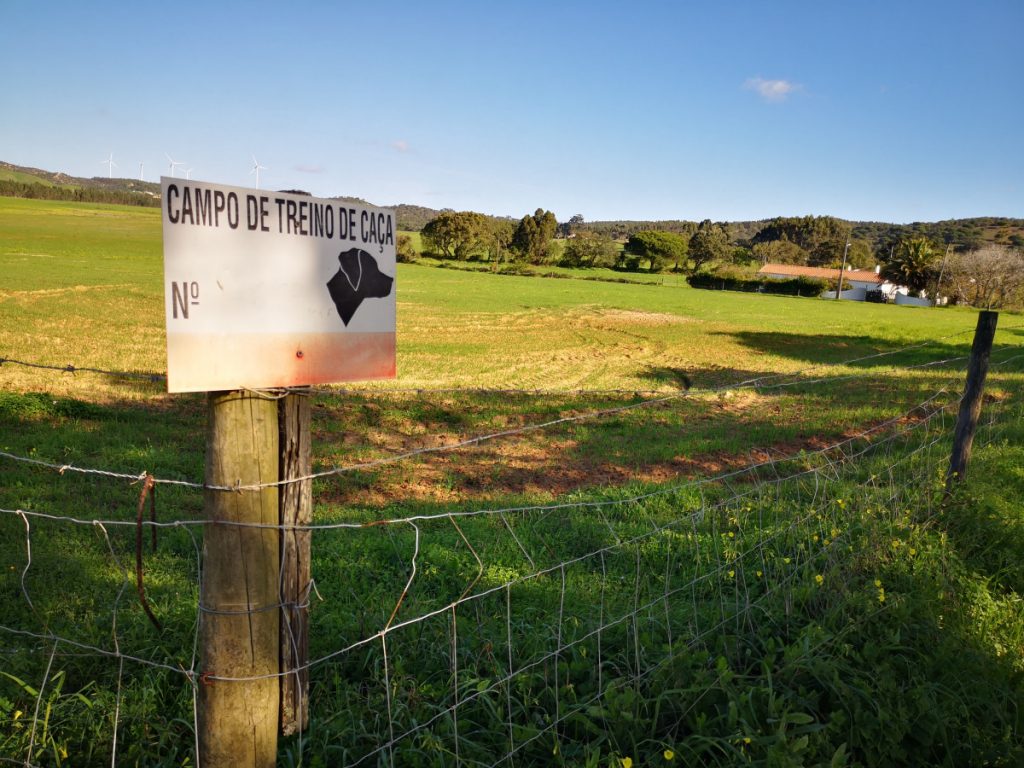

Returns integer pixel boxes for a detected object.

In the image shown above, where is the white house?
[757,263,908,302]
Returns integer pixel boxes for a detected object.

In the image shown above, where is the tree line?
[414,208,737,275]
[0,179,160,207]
[851,217,1024,252]
[418,208,559,266]
[4,174,1020,308]
[411,208,1024,308]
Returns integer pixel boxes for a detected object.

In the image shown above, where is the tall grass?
[2,383,1022,765]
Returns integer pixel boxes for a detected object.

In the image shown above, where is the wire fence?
[0,322,993,393]
[1,340,1022,766]
[1,324,1012,493]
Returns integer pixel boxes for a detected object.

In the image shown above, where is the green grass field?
[2,197,1000,397]
[1,197,1023,766]
[3,196,1011,502]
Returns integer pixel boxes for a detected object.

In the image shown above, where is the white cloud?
[294,163,325,174]
[391,140,410,153]
[744,77,801,103]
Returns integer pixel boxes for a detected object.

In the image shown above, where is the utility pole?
[834,238,851,300]
[934,244,952,307]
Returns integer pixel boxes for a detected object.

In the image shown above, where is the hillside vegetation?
[5,160,1022,251]
[0,161,160,207]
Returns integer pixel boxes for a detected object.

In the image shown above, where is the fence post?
[279,391,312,735]
[199,390,280,767]
[947,310,999,491]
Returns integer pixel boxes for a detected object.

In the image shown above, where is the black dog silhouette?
[326,248,394,326]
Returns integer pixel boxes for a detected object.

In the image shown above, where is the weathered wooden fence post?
[199,390,280,767]
[947,310,999,491]
[279,391,312,735]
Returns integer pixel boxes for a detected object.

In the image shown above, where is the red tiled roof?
[757,263,884,284]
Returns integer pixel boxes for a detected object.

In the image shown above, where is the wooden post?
[279,392,312,735]
[947,311,999,490]
[199,391,280,767]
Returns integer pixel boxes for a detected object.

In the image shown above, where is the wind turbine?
[184,168,195,180]
[250,155,267,189]
[166,153,184,178]
[101,152,117,178]
[138,161,145,181]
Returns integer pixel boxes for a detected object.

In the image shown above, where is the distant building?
[757,263,908,302]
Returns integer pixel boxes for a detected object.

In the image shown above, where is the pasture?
[1,197,1023,766]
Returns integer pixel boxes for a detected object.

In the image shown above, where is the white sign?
[161,178,396,393]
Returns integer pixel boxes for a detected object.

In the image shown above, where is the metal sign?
[161,178,396,392]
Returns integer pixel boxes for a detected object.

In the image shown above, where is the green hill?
[849,217,1024,251]
[0,166,60,187]
[0,160,161,196]
[0,161,161,207]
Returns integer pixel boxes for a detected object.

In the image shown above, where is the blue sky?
[2,0,1021,223]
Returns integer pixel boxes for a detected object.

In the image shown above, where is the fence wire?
[0,340,1022,766]
[5,338,1022,494]
[4,319,1020,392]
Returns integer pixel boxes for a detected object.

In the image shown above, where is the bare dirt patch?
[587,308,693,326]
[313,394,925,509]
[0,284,133,300]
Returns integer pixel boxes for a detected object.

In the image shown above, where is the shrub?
[687,269,828,297]
[396,234,418,263]
[617,255,643,272]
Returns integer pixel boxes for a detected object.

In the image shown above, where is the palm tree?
[882,237,938,295]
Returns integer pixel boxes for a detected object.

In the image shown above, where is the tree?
[396,233,417,263]
[623,230,689,272]
[484,219,516,267]
[729,246,754,266]
[806,225,852,266]
[943,245,1024,309]
[512,209,558,264]
[881,237,938,295]
[751,215,852,266]
[421,211,490,260]
[844,239,875,270]
[559,213,586,238]
[421,212,456,258]
[687,219,730,273]
[752,238,808,265]
[560,232,619,268]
